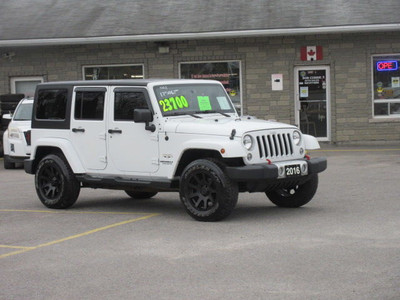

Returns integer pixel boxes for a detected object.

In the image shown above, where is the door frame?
[294,65,331,142]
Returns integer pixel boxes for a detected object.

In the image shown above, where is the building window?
[11,76,44,97]
[83,64,144,80]
[372,55,400,117]
[180,61,242,110]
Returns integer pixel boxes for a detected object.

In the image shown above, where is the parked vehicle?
[3,98,33,169]
[0,93,25,157]
[25,79,327,221]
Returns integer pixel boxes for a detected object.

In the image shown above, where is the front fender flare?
[179,138,247,158]
[303,134,320,150]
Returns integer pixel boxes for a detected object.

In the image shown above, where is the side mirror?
[133,109,156,132]
[2,114,12,120]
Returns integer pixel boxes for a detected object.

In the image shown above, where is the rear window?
[36,89,68,120]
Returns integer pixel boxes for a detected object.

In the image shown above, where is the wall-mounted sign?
[271,74,283,91]
[300,46,323,61]
[376,61,398,71]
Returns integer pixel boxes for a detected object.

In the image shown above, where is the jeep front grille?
[255,132,293,158]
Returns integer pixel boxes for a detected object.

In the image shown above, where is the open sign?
[377,61,398,71]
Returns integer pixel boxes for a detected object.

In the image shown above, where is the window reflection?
[84,65,144,80]
[180,61,241,109]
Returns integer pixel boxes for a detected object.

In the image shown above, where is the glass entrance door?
[295,66,330,141]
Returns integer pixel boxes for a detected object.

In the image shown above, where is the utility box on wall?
[271,74,283,91]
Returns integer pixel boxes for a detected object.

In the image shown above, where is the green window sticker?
[197,96,212,111]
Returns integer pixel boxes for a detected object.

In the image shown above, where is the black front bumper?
[225,157,327,181]
[4,155,30,164]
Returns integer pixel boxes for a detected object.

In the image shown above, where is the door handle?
[108,129,122,134]
[72,128,85,133]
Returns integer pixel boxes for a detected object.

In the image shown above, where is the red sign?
[376,61,398,71]
[301,46,323,61]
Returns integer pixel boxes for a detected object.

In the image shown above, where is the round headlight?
[292,130,302,145]
[243,135,253,150]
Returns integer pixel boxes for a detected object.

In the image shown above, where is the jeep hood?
[166,116,296,137]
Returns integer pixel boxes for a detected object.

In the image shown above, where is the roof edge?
[1,24,400,47]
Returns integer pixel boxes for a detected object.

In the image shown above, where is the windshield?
[153,84,236,116]
[13,103,33,121]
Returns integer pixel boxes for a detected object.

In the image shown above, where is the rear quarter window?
[32,86,73,129]
[36,89,68,120]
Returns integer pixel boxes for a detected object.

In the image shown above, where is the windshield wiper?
[168,111,202,119]
[194,110,231,117]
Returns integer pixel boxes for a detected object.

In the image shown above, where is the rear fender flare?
[32,138,85,173]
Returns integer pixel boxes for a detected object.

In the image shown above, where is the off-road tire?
[179,159,238,222]
[35,154,80,209]
[3,155,15,169]
[266,174,319,208]
[125,191,158,199]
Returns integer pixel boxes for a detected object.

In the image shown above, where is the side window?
[114,91,149,121]
[36,89,68,120]
[74,91,105,120]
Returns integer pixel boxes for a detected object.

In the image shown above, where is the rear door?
[70,87,108,170]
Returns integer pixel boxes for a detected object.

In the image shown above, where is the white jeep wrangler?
[25,79,327,221]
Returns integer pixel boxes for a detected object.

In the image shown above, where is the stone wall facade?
[1,31,400,144]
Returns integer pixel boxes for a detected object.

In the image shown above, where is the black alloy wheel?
[180,159,238,221]
[186,171,218,211]
[35,154,80,209]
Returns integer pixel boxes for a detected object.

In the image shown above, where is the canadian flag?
[301,46,323,61]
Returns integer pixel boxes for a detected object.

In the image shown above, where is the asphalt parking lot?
[1,145,400,300]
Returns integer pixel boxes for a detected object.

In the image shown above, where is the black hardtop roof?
[36,79,219,88]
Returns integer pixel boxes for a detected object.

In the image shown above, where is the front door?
[108,87,159,173]
[295,66,331,141]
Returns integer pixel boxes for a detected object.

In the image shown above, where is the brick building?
[1,0,400,144]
